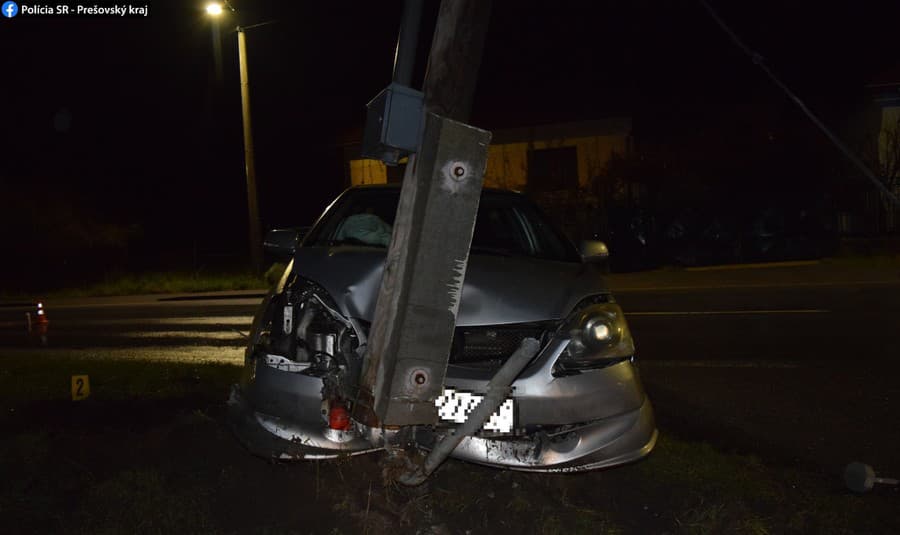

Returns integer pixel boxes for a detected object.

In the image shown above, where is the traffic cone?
[34,302,49,327]
[34,302,49,346]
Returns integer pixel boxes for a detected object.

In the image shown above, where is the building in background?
[869,67,900,233]
[841,66,900,237]
[343,118,632,240]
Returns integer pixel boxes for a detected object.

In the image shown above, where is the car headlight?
[555,302,634,373]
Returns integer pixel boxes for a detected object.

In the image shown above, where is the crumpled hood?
[292,246,608,326]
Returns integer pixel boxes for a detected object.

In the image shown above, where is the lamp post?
[206,2,263,274]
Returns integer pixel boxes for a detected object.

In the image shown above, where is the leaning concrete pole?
[358,0,493,426]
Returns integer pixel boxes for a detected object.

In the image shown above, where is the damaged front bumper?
[227,340,657,471]
[228,384,384,460]
[416,397,656,472]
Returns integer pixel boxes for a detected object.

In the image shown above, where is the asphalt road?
[615,282,900,478]
[617,282,900,363]
[2,281,898,476]
[3,282,897,363]
[0,296,261,352]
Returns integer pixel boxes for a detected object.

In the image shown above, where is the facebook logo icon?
[2,1,18,18]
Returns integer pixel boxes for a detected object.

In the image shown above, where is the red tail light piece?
[328,403,352,431]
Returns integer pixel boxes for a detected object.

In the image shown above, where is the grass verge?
[1,352,898,534]
[1,266,291,299]
[635,434,899,534]
[47,271,269,298]
[0,351,242,407]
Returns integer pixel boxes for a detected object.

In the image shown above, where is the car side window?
[310,191,400,246]
[472,202,532,256]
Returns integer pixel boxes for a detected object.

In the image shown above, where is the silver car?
[229,185,656,472]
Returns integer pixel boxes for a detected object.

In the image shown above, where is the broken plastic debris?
[844,461,899,493]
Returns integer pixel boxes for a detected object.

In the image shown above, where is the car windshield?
[306,188,582,263]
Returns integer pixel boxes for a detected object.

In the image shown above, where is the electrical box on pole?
[361,83,424,166]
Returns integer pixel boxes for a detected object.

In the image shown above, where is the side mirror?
[579,240,610,263]
[264,228,300,259]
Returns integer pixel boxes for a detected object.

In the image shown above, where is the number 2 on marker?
[71,375,90,401]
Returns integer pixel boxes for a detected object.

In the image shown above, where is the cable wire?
[699,0,900,209]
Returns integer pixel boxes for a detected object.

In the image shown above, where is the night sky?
[3,0,899,282]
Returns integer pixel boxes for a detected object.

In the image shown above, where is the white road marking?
[641,360,803,369]
[684,260,820,272]
[42,298,264,310]
[0,346,245,364]
[0,314,253,328]
[78,316,252,326]
[613,279,899,292]
[0,316,253,329]
[627,309,829,316]
[119,330,247,340]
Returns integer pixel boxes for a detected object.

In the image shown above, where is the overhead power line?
[699,0,900,209]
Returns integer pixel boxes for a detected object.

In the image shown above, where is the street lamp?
[206,2,264,274]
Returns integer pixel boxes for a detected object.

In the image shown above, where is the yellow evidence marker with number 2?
[71,375,90,401]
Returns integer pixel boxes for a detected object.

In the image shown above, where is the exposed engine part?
[258,277,367,433]
[308,331,336,356]
[264,354,310,373]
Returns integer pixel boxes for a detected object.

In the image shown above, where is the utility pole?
[207,3,264,274]
[358,0,493,426]
[392,0,423,86]
[237,27,263,274]
[419,0,492,122]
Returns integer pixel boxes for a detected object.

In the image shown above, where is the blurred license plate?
[435,388,514,433]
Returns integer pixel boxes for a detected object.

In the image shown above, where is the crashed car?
[229,185,657,472]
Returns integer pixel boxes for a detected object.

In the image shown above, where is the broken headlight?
[555,302,634,373]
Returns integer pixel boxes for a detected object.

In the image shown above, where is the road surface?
[2,281,898,475]
[3,283,897,363]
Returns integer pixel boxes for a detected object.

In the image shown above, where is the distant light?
[206,3,223,16]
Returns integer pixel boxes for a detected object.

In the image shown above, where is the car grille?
[449,322,557,368]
